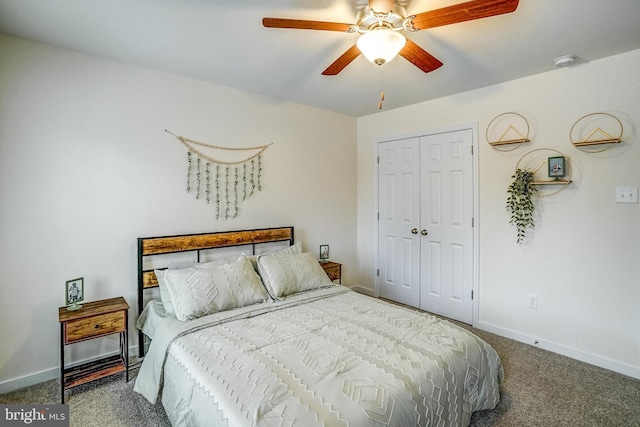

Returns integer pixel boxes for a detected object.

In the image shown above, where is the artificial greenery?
[506,168,538,244]
[186,151,263,220]
[176,132,270,221]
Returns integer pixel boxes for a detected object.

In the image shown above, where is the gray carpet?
[465,327,640,426]
[2,326,639,426]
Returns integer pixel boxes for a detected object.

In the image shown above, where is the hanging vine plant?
[506,168,538,244]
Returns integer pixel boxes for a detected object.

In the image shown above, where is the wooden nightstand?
[320,261,342,283]
[58,296,129,403]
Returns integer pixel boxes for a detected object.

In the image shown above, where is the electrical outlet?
[527,294,538,309]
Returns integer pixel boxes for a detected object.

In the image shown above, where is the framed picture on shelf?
[65,277,84,310]
[319,245,329,263]
[548,156,566,179]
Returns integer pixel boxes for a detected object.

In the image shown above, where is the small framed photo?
[319,245,329,263]
[548,156,566,179]
[65,277,84,310]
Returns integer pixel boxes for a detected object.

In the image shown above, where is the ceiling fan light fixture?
[357,28,406,66]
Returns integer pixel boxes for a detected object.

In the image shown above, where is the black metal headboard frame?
[136,226,294,357]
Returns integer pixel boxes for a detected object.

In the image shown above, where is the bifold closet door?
[419,130,473,324]
[377,137,421,307]
[378,129,474,323]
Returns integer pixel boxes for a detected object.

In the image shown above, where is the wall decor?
[507,148,573,244]
[166,130,272,220]
[65,277,84,311]
[506,169,537,244]
[515,148,572,196]
[486,112,531,151]
[569,112,623,153]
[548,156,566,179]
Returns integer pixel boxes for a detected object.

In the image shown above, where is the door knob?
[421,229,428,236]
[411,228,418,234]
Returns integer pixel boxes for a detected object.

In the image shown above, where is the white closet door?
[377,138,421,307]
[419,129,474,324]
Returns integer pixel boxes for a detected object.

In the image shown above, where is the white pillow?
[154,255,247,317]
[257,251,334,299]
[154,269,176,317]
[163,255,269,321]
[247,241,302,272]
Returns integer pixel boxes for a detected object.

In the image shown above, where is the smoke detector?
[554,55,576,68]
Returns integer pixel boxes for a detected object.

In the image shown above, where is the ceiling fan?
[263,0,519,75]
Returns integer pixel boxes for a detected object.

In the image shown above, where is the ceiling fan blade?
[409,0,519,31]
[322,45,362,75]
[399,39,443,73]
[262,17,353,32]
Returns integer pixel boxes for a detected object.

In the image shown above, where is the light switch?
[616,187,638,203]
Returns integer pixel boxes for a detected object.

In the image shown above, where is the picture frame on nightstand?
[319,245,329,263]
[65,277,84,311]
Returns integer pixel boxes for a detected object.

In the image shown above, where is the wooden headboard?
[137,226,294,357]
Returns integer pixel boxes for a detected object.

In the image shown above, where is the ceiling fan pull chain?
[378,69,385,110]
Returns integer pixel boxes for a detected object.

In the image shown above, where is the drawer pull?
[94,324,100,329]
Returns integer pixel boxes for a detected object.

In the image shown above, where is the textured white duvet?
[134,286,503,426]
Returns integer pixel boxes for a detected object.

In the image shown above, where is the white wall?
[0,35,357,391]
[357,49,640,379]
[1,32,638,393]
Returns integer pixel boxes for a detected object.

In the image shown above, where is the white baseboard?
[0,345,141,395]
[476,321,640,380]
[0,368,59,395]
[349,285,375,297]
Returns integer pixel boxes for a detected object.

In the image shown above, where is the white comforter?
[135,286,503,426]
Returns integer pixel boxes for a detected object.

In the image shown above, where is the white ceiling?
[1,0,640,117]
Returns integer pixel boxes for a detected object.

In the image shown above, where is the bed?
[134,227,503,426]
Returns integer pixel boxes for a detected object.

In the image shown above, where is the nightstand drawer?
[320,261,342,283]
[64,311,125,344]
[323,265,341,281]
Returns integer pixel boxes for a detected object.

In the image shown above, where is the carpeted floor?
[2,325,639,426]
[465,327,640,426]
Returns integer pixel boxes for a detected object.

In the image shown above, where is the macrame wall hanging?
[165,130,271,220]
